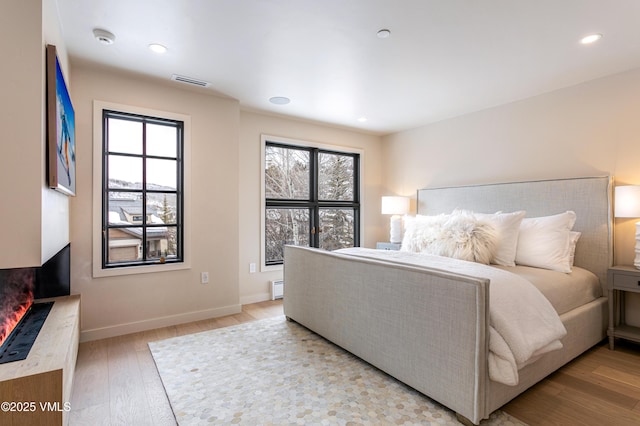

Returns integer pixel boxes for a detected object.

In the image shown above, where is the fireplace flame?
[0,268,36,348]
[0,296,33,348]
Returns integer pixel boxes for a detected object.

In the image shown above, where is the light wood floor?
[69,300,640,425]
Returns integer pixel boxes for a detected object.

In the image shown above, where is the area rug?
[149,316,526,425]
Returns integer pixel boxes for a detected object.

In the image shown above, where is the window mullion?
[354,154,360,247]
[141,121,148,262]
[102,112,112,268]
[176,124,183,260]
[310,148,319,248]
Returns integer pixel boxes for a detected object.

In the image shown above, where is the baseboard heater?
[271,280,284,300]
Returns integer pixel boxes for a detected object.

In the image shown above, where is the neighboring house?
[107,197,168,262]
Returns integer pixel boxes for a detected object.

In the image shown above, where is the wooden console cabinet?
[0,295,80,426]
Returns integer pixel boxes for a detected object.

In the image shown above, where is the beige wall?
[71,63,241,340]
[238,111,385,303]
[70,66,385,337]
[42,0,72,264]
[381,67,640,324]
[0,0,70,269]
[382,67,640,266]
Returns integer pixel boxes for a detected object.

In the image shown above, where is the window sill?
[261,264,283,273]
[92,260,191,278]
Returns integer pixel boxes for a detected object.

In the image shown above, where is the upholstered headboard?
[417,176,613,290]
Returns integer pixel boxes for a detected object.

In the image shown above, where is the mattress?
[494,265,601,316]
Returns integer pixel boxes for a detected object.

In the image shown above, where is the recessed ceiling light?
[149,43,168,54]
[93,28,115,45]
[377,29,391,39]
[357,117,368,123]
[269,96,290,105]
[580,34,602,44]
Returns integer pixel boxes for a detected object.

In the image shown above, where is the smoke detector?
[93,28,115,45]
[269,96,290,105]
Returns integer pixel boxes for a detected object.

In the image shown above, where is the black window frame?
[101,109,184,269]
[265,140,360,266]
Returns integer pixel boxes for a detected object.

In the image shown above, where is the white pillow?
[568,231,581,266]
[473,210,526,266]
[515,211,577,273]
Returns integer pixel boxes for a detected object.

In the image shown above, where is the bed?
[283,176,612,424]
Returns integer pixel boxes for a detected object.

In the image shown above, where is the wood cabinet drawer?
[613,273,640,291]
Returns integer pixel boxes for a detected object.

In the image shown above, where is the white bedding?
[494,264,601,315]
[335,247,567,386]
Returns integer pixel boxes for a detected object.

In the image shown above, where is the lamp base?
[389,215,403,244]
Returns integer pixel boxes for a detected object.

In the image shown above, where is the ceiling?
[56,0,640,135]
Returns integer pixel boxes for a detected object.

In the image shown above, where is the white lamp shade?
[381,196,410,215]
[615,186,640,218]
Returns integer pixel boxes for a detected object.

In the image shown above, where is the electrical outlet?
[201,272,209,284]
[249,263,256,273]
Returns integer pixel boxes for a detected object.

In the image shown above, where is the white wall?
[238,111,385,303]
[0,0,70,269]
[71,63,241,340]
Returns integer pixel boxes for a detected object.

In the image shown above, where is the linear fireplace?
[0,244,70,364]
[0,268,34,348]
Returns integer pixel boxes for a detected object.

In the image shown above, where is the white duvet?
[335,248,567,386]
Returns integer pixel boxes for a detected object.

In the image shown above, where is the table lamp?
[381,196,410,244]
[614,185,640,269]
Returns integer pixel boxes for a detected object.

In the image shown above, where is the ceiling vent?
[171,74,211,88]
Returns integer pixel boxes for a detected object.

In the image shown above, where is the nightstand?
[608,265,640,350]
[376,242,401,251]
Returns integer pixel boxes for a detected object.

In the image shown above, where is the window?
[264,139,360,266]
[101,110,184,268]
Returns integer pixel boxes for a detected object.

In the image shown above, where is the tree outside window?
[264,141,360,265]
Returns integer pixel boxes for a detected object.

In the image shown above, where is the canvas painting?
[47,44,76,196]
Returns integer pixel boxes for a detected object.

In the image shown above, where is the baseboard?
[239,292,271,305]
[80,304,242,342]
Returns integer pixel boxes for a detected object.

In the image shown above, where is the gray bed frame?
[283,176,612,424]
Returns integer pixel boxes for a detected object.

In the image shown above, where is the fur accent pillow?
[401,212,498,264]
[401,214,449,253]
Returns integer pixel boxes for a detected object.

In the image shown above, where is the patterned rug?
[149,316,526,425]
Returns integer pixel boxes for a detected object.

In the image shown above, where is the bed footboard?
[284,246,492,424]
